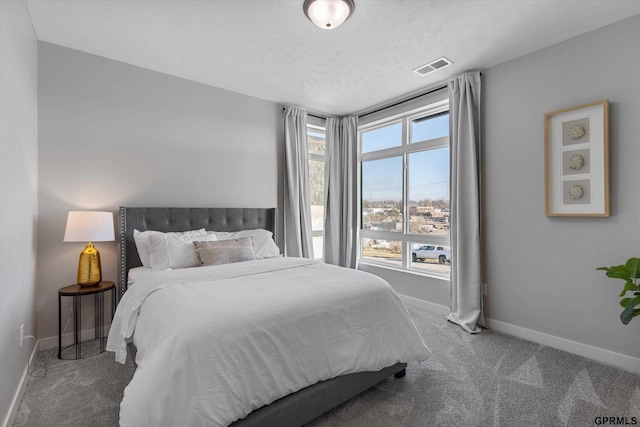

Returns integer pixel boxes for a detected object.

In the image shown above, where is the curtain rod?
[357,84,447,119]
[282,106,330,120]
[284,72,480,120]
[357,71,482,119]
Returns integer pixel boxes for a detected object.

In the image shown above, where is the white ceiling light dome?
[303,0,355,30]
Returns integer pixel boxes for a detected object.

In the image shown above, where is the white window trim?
[358,99,450,280]
[307,123,326,260]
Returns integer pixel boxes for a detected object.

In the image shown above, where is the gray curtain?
[447,71,485,333]
[283,106,314,258]
[324,116,358,268]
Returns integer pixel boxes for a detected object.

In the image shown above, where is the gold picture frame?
[544,100,609,217]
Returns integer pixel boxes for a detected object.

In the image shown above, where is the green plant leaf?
[620,305,640,325]
[619,279,639,297]
[599,264,631,281]
[598,258,640,325]
[625,257,640,279]
[620,295,640,325]
[620,295,640,308]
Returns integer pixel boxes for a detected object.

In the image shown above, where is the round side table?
[58,281,116,360]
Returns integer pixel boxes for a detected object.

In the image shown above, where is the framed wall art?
[544,100,609,217]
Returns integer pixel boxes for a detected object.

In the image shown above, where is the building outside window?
[359,99,450,278]
[308,124,325,260]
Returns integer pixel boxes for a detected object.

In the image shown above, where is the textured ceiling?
[26,0,640,116]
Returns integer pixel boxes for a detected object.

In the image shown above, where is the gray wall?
[0,0,39,423]
[358,89,451,309]
[25,9,640,392]
[360,14,640,363]
[37,43,283,344]
[483,15,640,359]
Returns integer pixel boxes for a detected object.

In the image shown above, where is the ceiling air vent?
[412,57,453,76]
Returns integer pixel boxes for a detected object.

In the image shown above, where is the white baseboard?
[485,317,640,375]
[2,341,38,427]
[400,294,640,376]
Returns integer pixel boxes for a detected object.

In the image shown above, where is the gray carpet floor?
[14,305,640,426]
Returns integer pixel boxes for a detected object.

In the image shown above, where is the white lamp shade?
[304,0,354,30]
[63,211,115,242]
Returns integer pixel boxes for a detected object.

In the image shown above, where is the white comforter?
[107,257,430,427]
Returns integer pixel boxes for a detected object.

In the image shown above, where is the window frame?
[307,123,326,261]
[358,99,450,279]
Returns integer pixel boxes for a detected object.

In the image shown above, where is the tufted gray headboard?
[118,207,277,300]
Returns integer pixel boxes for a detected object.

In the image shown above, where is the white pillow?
[127,266,169,285]
[133,229,205,269]
[133,229,157,267]
[147,229,217,270]
[134,229,207,268]
[210,229,280,259]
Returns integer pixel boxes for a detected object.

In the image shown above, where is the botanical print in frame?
[544,100,609,217]
[562,148,591,176]
[562,117,590,146]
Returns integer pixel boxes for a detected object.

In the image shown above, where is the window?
[362,156,403,232]
[359,100,450,278]
[362,122,402,153]
[308,124,325,260]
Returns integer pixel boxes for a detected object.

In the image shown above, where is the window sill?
[357,260,450,282]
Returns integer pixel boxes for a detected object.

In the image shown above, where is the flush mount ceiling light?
[303,0,355,30]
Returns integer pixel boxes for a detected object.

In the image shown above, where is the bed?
[107,207,430,426]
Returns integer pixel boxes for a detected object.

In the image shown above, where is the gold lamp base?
[77,242,102,287]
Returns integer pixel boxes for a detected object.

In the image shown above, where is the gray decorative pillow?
[193,237,256,266]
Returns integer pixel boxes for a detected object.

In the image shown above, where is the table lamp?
[64,211,115,286]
